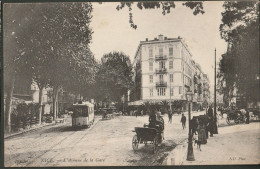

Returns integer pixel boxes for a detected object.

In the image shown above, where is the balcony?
[155,55,167,61]
[156,81,167,87]
[155,68,167,74]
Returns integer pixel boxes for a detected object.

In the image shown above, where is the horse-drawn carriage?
[225,109,246,124]
[132,125,163,153]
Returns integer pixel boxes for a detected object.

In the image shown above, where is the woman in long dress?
[197,120,207,151]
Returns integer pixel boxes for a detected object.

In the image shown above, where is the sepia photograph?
[2,0,260,167]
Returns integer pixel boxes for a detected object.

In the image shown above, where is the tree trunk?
[5,78,15,133]
[56,92,59,118]
[52,86,59,121]
[38,86,44,125]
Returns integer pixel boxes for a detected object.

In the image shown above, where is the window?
[169,60,173,69]
[149,48,153,58]
[157,88,166,96]
[159,74,164,82]
[170,74,173,83]
[159,47,163,56]
[150,89,153,96]
[159,61,165,69]
[149,75,153,83]
[184,76,191,86]
[170,88,174,96]
[169,47,173,56]
[179,86,182,94]
[149,61,153,71]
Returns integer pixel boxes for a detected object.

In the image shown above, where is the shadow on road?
[128,140,177,166]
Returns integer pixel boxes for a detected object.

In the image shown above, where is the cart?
[226,110,245,124]
[132,126,162,153]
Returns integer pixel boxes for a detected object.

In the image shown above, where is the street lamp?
[186,90,195,161]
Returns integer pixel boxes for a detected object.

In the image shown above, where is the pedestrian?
[207,106,213,118]
[197,119,207,151]
[168,112,172,124]
[156,111,165,142]
[207,117,214,137]
[135,110,138,118]
[181,113,186,129]
[246,109,250,124]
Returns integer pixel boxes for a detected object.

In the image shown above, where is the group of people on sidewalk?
[190,106,216,151]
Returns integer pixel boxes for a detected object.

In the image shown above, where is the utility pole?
[214,48,218,134]
[169,78,172,114]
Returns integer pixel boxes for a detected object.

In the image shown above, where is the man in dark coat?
[207,117,214,137]
[207,106,214,118]
[181,114,187,129]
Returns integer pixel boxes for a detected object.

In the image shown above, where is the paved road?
[5,110,222,167]
[4,113,189,167]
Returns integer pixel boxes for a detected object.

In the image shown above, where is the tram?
[69,101,95,127]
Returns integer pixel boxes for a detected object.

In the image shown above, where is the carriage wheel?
[132,135,139,151]
[226,117,231,125]
[153,136,159,154]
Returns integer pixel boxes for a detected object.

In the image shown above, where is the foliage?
[218,1,259,104]
[115,1,204,29]
[172,100,186,112]
[5,3,94,90]
[141,101,152,114]
[4,2,95,127]
[161,100,169,114]
[96,52,134,103]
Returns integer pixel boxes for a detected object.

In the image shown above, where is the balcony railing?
[155,55,167,61]
[156,81,167,87]
[155,68,167,74]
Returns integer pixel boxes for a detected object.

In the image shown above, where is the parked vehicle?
[68,101,95,128]
[226,109,245,124]
[132,124,164,153]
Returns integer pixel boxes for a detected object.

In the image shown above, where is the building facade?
[130,35,210,109]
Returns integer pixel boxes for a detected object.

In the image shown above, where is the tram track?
[25,117,101,167]
[5,124,70,164]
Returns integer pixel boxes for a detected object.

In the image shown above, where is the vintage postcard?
[3,1,260,167]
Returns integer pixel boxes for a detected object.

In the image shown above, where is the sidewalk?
[163,122,260,165]
[4,122,57,139]
[4,115,102,139]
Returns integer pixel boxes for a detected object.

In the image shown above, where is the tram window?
[82,107,88,117]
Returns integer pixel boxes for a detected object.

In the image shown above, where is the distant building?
[129,35,210,110]
[4,80,52,112]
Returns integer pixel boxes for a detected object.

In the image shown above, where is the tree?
[3,4,36,132]
[218,1,259,106]
[115,1,204,29]
[4,2,95,129]
[96,52,133,104]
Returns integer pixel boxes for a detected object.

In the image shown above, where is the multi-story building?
[130,35,210,110]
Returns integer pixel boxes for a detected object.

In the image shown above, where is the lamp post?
[214,48,218,134]
[186,90,195,161]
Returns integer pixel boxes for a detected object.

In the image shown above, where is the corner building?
[130,35,210,109]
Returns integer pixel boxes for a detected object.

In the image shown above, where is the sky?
[89,1,228,94]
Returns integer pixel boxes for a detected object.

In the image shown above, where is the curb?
[162,138,188,165]
[4,116,102,139]
[4,122,57,139]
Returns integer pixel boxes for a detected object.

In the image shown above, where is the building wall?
[139,38,188,101]
[131,35,210,106]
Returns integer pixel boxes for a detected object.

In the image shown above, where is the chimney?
[146,38,148,41]
[164,37,167,40]
[158,34,164,40]
[178,36,181,39]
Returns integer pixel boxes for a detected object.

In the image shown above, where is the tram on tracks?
[69,101,95,128]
